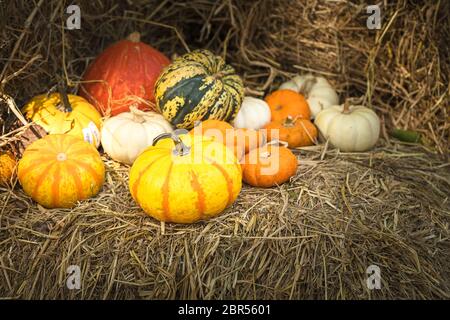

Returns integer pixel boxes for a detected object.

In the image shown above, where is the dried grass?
[0,0,449,299]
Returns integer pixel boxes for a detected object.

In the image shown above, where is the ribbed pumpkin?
[101,107,173,164]
[190,119,234,139]
[189,121,264,160]
[0,152,16,186]
[155,49,244,129]
[234,128,266,154]
[129,133,242,223]
[18,134,105,208]
[80,32,170,116]
[279,74,339,118]
[189,119,245,159]
[265,89,310,121]
[315,102,380,152]
[265,116,317,148]
[23,93,102,148]
[242,144,298,188]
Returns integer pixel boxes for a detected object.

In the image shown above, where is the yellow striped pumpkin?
[23,93,102,148]
[129,133,242,223]
[154,49,244,130]
[18,134,105,208]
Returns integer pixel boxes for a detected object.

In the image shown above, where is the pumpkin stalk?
[342,100,351,114]
[259,151,271,159]
[283,115,297,127]
[130,106,146,123]
[57,82,72,113]
[299,77,317,97]
[212,70,226,80]
[266,139,289,148]
[152,132,191,156]
[127,32,141,43]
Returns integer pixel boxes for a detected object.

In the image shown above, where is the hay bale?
[0,0,449,299]
[1,145,449,299]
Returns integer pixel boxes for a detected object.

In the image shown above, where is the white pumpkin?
[280,74,339,118]
[232,96,271,130]
[101,107,173,164]
[315,102,380,152]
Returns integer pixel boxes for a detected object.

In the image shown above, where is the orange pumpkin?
[190,121,266,160]
[233,128,266,154]
[190,120,243,159]
[80,32,170,116]
[190,119,234,138]
[241,144,298,187]
[265,116,317,148]
[18,134,105,208]
[265,89,310,121]
[0,152,16,186]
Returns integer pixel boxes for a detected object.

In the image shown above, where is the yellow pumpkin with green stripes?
[154,50,244,129]
[129,132,242,223]
[18,134,105,208]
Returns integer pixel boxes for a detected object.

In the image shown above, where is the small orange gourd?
[265,89,310,121]
[190,119,234,139]
[190,119,244,159]
[233,128,266,154]
[190,120,265,160]
[265,116,317,148]
[241,144,298,187]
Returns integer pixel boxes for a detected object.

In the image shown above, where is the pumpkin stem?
[298,77,317,97]
[259,151,271,159]
[152,132,191,156]
[127,32,141,43]
[130,106,146,123]
[283,115,297,127]
[342,100,351,114]
[57,82,72,113]
[266,139,289,148]
[212,70,227,80]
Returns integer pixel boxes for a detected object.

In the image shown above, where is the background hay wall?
[1,0,448,151]
[0,0,449,299]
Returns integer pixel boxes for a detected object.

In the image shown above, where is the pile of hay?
[0,0,449,299]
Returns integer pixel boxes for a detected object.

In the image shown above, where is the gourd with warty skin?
[155,49,244,129]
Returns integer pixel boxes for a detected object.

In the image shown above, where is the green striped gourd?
[154,50,244,129]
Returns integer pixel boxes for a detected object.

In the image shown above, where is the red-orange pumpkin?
[80,32,170,116]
